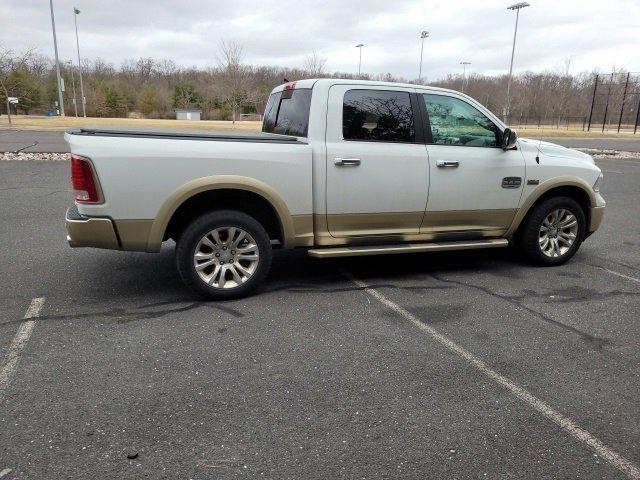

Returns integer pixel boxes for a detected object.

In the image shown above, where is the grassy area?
[1,115,639,140]
[515,128,639,139]
[0,115,262,132]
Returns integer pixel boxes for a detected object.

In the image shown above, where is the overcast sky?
[1,0,639,80]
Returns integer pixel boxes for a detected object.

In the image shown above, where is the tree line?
[0,43,629,124]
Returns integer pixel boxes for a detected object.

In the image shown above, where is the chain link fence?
[504,72,639,133]
[505,115,587,131]
[587,72,640,133]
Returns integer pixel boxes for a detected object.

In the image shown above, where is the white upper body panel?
[66,78,603,228]
[66,133,314,220]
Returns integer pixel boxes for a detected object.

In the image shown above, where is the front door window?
[423,94,501,148]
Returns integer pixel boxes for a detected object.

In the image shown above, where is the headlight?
[593,172,604,192]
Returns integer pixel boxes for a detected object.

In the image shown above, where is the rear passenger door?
[420,93,525,235]
[325,85,429,237]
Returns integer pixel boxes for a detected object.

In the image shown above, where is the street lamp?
[49,0,65,116]
[74,7,87,117]
[418,31,429,84]
[355,44,364,76]
[67,61,78,117]
[505,2,530,122]
[460,61,471,93]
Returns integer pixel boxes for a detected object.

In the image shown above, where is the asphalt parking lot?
[1,149,639,479]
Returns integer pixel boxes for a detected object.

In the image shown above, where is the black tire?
[176,210,272,300]
[518,196,586,266]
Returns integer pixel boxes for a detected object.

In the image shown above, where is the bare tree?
[303,51,327,77]
[0,45,625,126]
[0,48,13,123]
[216,40,251,124]
[0,47,38,123]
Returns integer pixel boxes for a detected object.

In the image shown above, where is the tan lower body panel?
[66,216,120,250]
[308,238,509,258]
[113,219,154,252]
[109,210,518,253]
[326,212,424,237]
[420,209,517,232]
[292,214,314,247]
[588,206,605,233]
[314,209,515,247]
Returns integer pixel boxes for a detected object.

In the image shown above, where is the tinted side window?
[262,92,281,133]
[423,94,500,147]
[262,88,312,137]
[343,90,415,143]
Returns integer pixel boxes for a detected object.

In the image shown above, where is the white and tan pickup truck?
[65,79,605,299]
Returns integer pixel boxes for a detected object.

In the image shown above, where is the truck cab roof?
[270,78,461,96]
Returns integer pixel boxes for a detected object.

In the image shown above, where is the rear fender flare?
[147,175,294,252]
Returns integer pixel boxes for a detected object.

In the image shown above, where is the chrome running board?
[307,238,509,258]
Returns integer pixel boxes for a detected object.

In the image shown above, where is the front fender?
[506,176,597,236]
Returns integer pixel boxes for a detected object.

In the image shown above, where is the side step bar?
[307,238,509,258]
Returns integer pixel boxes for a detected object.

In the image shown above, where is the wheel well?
[164,189,283,245]
[518,185,591,234]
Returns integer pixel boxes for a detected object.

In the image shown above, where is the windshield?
[262,88,312,137]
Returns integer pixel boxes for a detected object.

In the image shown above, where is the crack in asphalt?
[510,286,640,303]
[1,301,243,327]
[428,273,612,351]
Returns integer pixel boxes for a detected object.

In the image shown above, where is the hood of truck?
[519,138,595,164]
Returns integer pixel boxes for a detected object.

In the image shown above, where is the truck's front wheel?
[176,210,272,299]
[518,196,585,266]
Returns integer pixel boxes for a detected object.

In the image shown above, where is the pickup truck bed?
[65,127,315,254]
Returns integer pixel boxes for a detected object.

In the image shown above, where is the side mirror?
[501,128,518,150]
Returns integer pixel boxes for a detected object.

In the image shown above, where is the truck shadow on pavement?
[11,244,617,352]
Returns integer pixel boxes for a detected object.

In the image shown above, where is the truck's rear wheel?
[518,196,585,266]
[176,210,272,299]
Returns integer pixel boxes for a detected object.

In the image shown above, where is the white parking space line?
[592,265,640,285]
[0,297,45,402]
[342,271,640,480]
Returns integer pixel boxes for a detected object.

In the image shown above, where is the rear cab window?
[262,88,312,137]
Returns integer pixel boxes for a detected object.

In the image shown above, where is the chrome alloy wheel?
[538,208,578,258]
[193,227,260,289]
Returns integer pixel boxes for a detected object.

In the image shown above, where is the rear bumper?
[588,206,605,233]
[66,205,120,250]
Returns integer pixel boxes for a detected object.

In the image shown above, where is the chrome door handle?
[436,160,459,168]
[334,157,361,166]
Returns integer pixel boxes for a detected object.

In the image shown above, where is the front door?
[325,85,429,237]
[420,93,525,234]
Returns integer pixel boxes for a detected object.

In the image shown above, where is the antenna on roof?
[283,77,289,83]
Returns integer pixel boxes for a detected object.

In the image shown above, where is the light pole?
[355,44,364,76]
[460,61,471,93]
[74,7,87,117]
[68,61,78,117]
[418,31,429,84]
[49,0,65,116]
[505,2,530,122]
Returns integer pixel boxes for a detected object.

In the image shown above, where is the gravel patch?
[1,152,69,161]
[578,149,640,160]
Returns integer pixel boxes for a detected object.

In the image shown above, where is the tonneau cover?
[66,128,305,144]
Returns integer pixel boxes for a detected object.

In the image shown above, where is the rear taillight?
[71,154,101,203]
